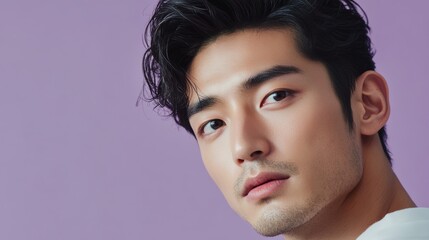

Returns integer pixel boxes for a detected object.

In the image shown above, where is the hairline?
[185,26,358,129]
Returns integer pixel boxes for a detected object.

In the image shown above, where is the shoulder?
[357,208,429,240]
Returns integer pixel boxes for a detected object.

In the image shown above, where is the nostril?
[250,150,263,159]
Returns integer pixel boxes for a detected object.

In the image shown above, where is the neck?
[284,135,416,240]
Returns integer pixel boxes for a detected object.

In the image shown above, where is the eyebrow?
[187,65,301,119]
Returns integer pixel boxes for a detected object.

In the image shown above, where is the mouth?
[242,172,290,200]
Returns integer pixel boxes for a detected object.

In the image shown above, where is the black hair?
[142,0,392,162]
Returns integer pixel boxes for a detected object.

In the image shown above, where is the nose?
[230,113,271,165]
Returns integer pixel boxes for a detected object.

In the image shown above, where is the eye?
[262,89,295,106]
[199,119,225,136]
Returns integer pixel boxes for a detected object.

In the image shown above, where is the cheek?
[299,94,360,169]
[288,91,347,153]
[198,140,238,201]
[267,94,344,155]
[268,93,359,182]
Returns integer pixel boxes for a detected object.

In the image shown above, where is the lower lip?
[245,179,287,202]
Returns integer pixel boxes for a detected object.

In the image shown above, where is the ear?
[353,71,390,136]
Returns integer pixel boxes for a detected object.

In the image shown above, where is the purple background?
[0,0,428,239]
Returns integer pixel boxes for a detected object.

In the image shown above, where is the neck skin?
[283,135,416,240]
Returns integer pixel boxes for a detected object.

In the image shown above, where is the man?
[142,0,429,239]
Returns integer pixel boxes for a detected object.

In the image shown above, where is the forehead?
[187,29,306,101]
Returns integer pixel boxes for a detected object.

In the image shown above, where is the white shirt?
[357,208,429,240]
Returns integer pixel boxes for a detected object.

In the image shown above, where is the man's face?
[187,29,363,236]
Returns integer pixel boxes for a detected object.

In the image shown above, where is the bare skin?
[187,28,415,240]
[285,135,416,240]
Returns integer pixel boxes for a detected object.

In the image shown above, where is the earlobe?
[355,71,390,136]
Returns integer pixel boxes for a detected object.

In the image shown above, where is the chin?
[248,197,326,237]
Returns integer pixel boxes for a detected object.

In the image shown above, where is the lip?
[242,172,289,200]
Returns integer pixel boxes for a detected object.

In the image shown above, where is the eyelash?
[261,89,295,107]
[198,119,225,136]
[197,89,295,137]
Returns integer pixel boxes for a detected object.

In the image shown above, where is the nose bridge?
[229,107,270,163]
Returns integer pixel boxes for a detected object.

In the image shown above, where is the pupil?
[273,91,286,101]
[210,120,221,129]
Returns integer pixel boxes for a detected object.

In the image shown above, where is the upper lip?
[241,172,289,197]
